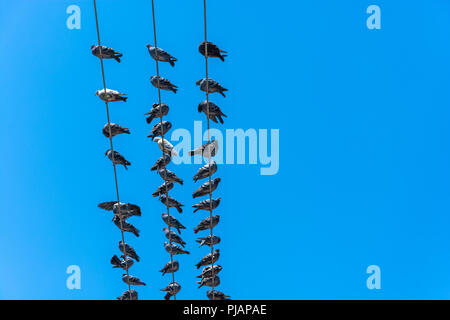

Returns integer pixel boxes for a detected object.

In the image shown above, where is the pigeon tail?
[175,206,183,214]
[219,91,226,97]
[164,292,171,300]
[171,88,178,94]
[132,229,140,237]
[111,255,121,268]
[120,96,128,102]
[114,56,121,63]
[169,60,175,67]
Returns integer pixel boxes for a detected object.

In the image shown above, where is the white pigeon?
[154,137,178,157]
[95,88,127,102]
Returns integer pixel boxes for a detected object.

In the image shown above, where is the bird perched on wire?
[98,201,141,219]
[160,282,181,300]
[198,41,227,61]
[151,154,171,172]
[198,101,227,124]
[159,194,184,213]
[119,241,140,262]
[91,45,123,62]
[193,177,221,198]
[159,260,179,276]
[95,88,128,102]
[163,227,186,247]
[145,103,169,124]
[111,255,134,270]
[164,242,190,255]
[152,181,174,197]
[207,290,230,300]
[117,289,138,300]
[194,215,220,233]
[197,275,220,288]
[162,213,186,234]
[196,234,221,248]
[195,249,220,269]
[146,44,177,67]
[197,265,223,279]
[158,168,183,185]
[193,198,222,213]
[193,161,218,182]
[102,123,130,138]
[196,78,228,97]
[112,216,140,237]
[122,274,146,286]
[151,76,178,93]
[147,121,172,140]
[189,140,218,158]
[105,149,131,170]
[154,137,178,157]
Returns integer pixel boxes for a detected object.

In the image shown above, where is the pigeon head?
[197,103,204,113]
[196,80,202,86]
[154,137,162,143]
[104,150,110,156]
[146,44,152,48]
[91,45,96,50]
[162,227,169,232]
[215,177,221,183]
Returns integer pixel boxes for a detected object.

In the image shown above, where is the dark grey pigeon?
[147,121,172,140]
[152,181,174,197]
[207,290,230,300]
[193,177,221,198]
[122,274,146,286]
[193,198,221,213]
[197,275,220,288]
[96,88,127,102]
[119,241,140,262]
[162,213,186,234]
[159,260,179,276]
[105,149,131,170]
[98,201,141,219]
[112,216,140,237]
[193,161,218,182]
[160,281,181,300]
[111,255,134,270]
[159,194,184,213]
[189,140,218,158]
[117,289,138,300]
[145,103,169,124]
[198,41,227,61]
[195,249,220,269]
[197,265,223,279]
[97,201,117,211]
[91,45,123,62]
[151,76,178,93]
[198,101,227,124]
[151,154,171,171]
[146,44,177,67]
[103,123,130,138]
[196,78,228,97]
[194,215,220,234]
[164,241,190,255]
[158,168,183,185]
[163,227,186,247]
[196,234,221,247]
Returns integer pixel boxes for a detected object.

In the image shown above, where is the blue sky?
[1,0,450,299]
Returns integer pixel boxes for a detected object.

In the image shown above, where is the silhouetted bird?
[193,198,221,213]
[117,289,138,300]
[193,161,217,182]
[160,282,181,300]
[195,249,220,269]
[112,216,140,237]
[159,260,179,276]
[119,241,140,262]
[158,168,183,185]
[151,76,178,93]
[164,242,190,255]
[146,44,177,66]
[163,227,186,247]
[193,177,221,198]
[147,121,172,140]
[162,213,186,234]
[207,290,230,300]
[194,215,220,233]
[152,181,174,197]
[197,265,223,279]
[197,275,220,288]
[151,154,171,171]
[122,274,146,286]
[97,201,141,219]
[105,149,131,170]
[111,255,134,270]
[145,103,169,124]
[198,101,227,124]
[103,123,130,138]
[91,45,123,62]
[196,78,228,97]
[198,41,227,61]
[196,234,221,247]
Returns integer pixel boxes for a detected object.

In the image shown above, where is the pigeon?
[159,194,184,213]
[91,45,123,62]
[105,149,131,170]
[189,140,218,158]
[98,201,141,219]
[159,260,179,276]
[103,123,130,138]
[193,161,218,182]
[198,41,227,61]
[163,227,186,247]
[122,274,146,286]
[193,198,222,213]
[196,234,221,247]
[119,241,140,262]
[162,213,186,234]
[146,44,177,67]
[152,181,174,197]
[151,154,171,171]
[194,215,220,233]
[164,242,190,255]
[196,78,228,97]
[158,168,183,185]
[197,265,223,279]
[95,88,127,102]
[198,101,227,124]
[145,103,169,124]
[207,290,230,300]
[111,255,134,270]
[147,121,172,140]
[195,249,220,269]
[160,282,181,300]
[192,177,221,198]
[117,289,138,300]
[197,275,220,288]
[151,76,178,93]
[112,216,140,237]
[154,137,178,157]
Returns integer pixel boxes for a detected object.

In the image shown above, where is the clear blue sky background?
[1,0,450,300]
